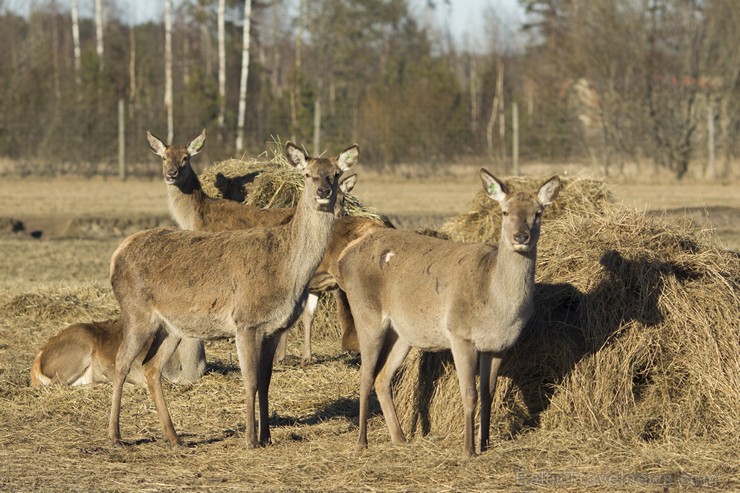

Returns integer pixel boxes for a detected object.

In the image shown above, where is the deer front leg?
[142,332,183,446]
[478,351,504,453]
[235,327,260,448]
[335,289,359,352]
[450,337,479,457]
[257,333,280,446]
[273,331,288,366]
[108,318,156,446]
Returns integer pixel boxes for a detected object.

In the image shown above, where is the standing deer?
[108,142,357,447]
[147,129,379,365]
[336,170,561,456]
[31,319,205,386]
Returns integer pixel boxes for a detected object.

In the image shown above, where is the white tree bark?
[235,0,253,153]
[165,0,174,144]
[94,0,104,71]
[71,0,81,86]
[217,0,226,138]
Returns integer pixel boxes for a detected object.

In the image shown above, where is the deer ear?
[538,176,561,206]
[480,168,507,203]
[187,128,206,156]
[147,131,167,157]
[285,142,308,169]
[337,144,359,171]
[339,174,357,194]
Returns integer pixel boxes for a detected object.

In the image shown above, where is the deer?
[335,170,561,457]
[146,129,383,365]
[31,319,205,386]
[107,142,357,448]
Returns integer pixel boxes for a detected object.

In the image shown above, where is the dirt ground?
[0,167,738,492]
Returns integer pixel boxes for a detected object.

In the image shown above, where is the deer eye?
[502,211,509,217]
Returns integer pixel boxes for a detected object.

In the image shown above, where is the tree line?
[0,0,737,178]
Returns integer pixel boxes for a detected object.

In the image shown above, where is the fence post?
[708,103,716,181]
[118,98,126,181]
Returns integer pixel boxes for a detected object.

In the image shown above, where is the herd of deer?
[31,130,560,457]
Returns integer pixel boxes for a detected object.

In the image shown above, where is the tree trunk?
[165,0,174,144]
[235,0,253,154]
[71,0,81,87]
[94,0,104,71]
[217,0,226,142]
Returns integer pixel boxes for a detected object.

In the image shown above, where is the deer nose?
[514,232,530,244]
[317,187,331,199]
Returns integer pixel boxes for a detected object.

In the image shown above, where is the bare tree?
[217,0,226,142]
[94,0,104,71]
[235,0,253,154]
[165,0,174,144]
[71,0,81,87]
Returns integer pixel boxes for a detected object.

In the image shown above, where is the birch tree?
[71,0,81,87]
[235,0,252,153]
[94,0,104,70]
[165,0,174,144]
[217,0,226,141]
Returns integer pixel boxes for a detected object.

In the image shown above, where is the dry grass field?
[1,162,738,492]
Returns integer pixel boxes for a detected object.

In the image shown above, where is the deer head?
[480,170,561,254]
[335,174,357,218]
[147,129,206,188]
[285,142,359,212]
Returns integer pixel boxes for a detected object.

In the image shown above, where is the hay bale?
[198,144,381,220]
[395,206,740,444]
[440,176,613,243]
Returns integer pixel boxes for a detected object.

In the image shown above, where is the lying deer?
[31,319,205,386]
[108,142,356,448]
[336,170,561,456]
[147,129,385,364]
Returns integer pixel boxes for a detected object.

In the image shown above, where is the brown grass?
[1,172,738,491]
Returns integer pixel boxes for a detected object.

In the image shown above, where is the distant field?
[0,168,738,491]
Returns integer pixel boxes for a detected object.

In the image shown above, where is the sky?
[6,0,525,48]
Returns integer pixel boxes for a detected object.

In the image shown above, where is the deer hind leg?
[335,289,359,352]
[450,337,479,457]
[478,351,504,453]
[235,327,261,448]
[108,313,159,446]
[257,333,280,446]
[142,330,183,446]
[373,332,411,445]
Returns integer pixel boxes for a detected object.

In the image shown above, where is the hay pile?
[440,176,613,242]
[395,206,740,444]
[198,144,379,220]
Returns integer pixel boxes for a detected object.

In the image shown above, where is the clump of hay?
[395,206,740,445]
[440,176,613,243]
[198,143,380,220]
[1,282,117,322]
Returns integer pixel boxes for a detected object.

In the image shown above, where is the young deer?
[108,142,357,448]
[147,129,373,365]
[336,170,561,456]
[31,319,205,386]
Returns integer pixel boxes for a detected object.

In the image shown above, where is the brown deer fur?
[336,170,561,456]
[107,142,357,448]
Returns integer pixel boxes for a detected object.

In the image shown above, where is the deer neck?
[166,166,207,231]
[285,183,335,287]
[489,243,537,315]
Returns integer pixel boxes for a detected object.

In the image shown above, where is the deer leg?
[450,337,479,457]
[142,332,183,446]
[257,333,280,446]
[355,320,385,452]
[479,351,504,453]
[300,293,319,365]
[235,327,260,448]
[373,334,411,445]
[273,331,288,366]
[335,289,359,352]
[108,315,157,446]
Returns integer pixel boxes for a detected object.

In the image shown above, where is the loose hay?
[395,205,740,445]
[198,143,381,221]
[440,176,613,242]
